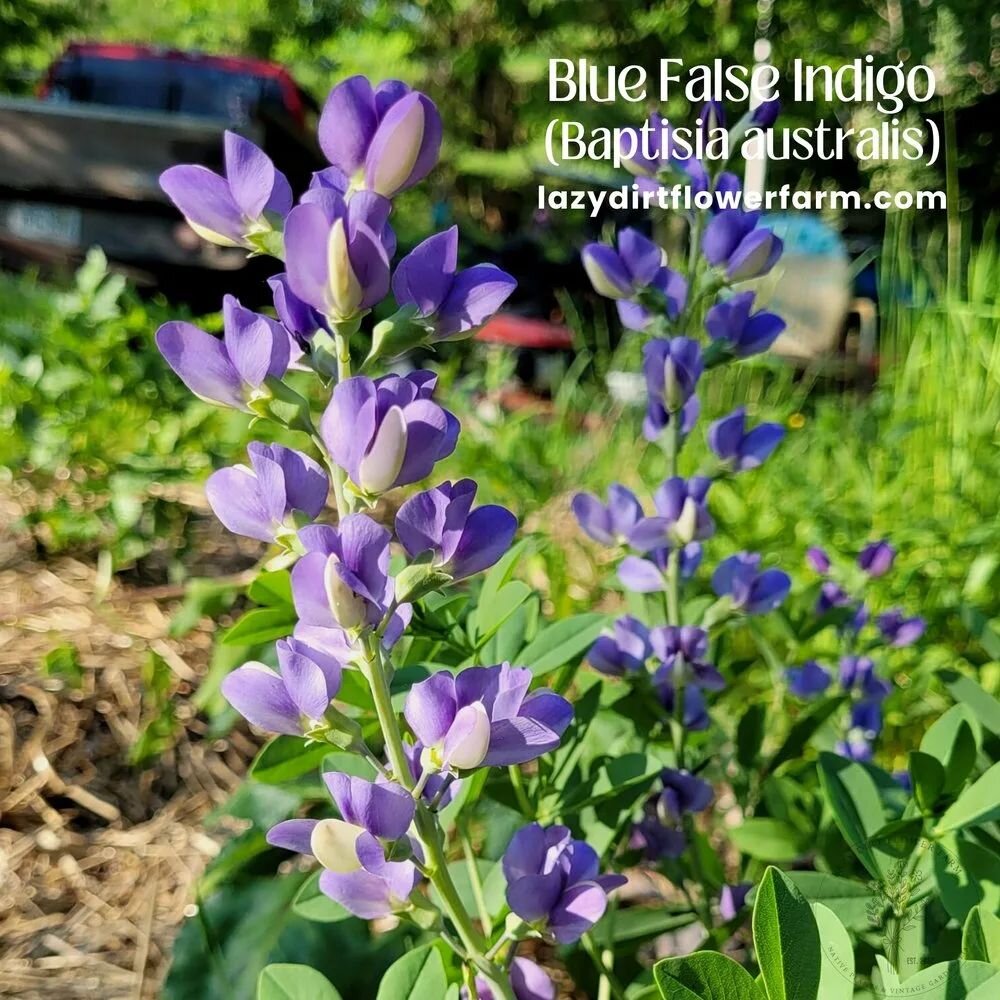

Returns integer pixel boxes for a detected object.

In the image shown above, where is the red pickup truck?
[0,43,322,298]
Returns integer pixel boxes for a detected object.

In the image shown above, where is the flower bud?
[443,702,491,770]
[326,218,363,318]
[581,245,632,299]
[324,556,369,631]
[368,96,426,197]
[311,818,364,872]
[673,497,700,545]
[357,404,408,494]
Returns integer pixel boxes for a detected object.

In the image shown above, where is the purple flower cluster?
[631,768,713,860]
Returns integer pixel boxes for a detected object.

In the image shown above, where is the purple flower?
[395,479,516,580]
[852,699,884,736]
[464,959,555,1000]
[750,99,781,128]
[658,768,713,820]
[702,209,783,281]
[392,227,517,341]
[840,656,892,701]
[582,228,687,330]
[320,373,459,495]
[653,476,714,545]
[836,733,873,762]
[160,131,291,249]
[404,664,573,771]
[877,610,926,648]
[651,626,724,690]
[858,540,896,578]
[292,517,395,632]
[806,547,831,574]
[622,112,707,194]
[705,291,785,358]
[205,442,328,544]
[400,740,459,809]
[816,581,852,615]
[630,815,686,860]
[644,337,703,413]
[587,616,652,676]
[156,295,290,410]
[618,542,702,594]
[266,774,419,919]
[572,484,667,551]
[708,407,784,471]
[222,637,343,735]
[502,823,626,943]
[785,660,832,699]
[719,883,752,921]
[653,671,710,730]
[283,189,392,320]
[712,552,790,615]
[268,273,325,344]
[644,394,700,444]
[318,76,442,197]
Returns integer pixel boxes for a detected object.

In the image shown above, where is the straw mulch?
[0,495,263,999]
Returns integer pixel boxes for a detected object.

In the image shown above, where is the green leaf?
[592,905,696,949]
[921,704,982,758]
[653,950,765,999]
[939,672,1000,737]
[868,817,924,860]
[817,752,891,879]
[943,721,979,794]
[752,866,822,1000]
[936,763,1000,833]
[730,818,808,862]
[781,872,875,932]
[963,905,1000,965]
[375,946,447,1000]
[909,750,946,813]
[934,835,1000,922]
[292,871,352,924]
[258,963,342,1000]
[765,697,847,776]
[812,903,854,1000]
[878,960,1000,998]
[516,613,608,676]
[250,737,332,785]
[223,606,297,645]
[473,581,533,645]
[249,570,294,608]
[42,642,83,688]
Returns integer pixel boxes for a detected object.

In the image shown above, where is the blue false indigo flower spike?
[391,226,517,341]
[283,189,392,320]
[160,131,292,249]
[644,337,703,411]
[156,295,290,410]
[404,664,572,771]
[396,479,516,580]
[858,539,896,577]
[653,670,710,729]
[644,393,700,444]
[651,626,724,690]
[806,546,831,574]
[653,476,714,545]
[750,98,781,128]
[320,372,459,495]
[708,407,784,471]
[268,273,325,345]
[712,552,790,614]
[581,228,687,330]
[205,442,328,544]
[292,518,396,632]
[630,813,687,860]
[705,291,786,357]
[877,610,926,647]
[587,616,652,676]
[318,76,442,197]
[266,775,420,919]
[702,209,783,281]
[658,768,713,819]
[785,660,832,699]
[464,959,555,1000]
[502,823,626,944]
[719,883,753,921]
[222,637,342,735]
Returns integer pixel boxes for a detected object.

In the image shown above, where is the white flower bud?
[444,702,491,771]
[324,556,369,631]
[326,217,363,318]
[358,405,407,494]
[310,818,364,873]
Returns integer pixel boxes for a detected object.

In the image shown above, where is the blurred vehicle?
[0,43,322,301]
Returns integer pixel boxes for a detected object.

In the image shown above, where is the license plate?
[5,202,82,247]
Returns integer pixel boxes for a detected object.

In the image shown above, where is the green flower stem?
[508,764,533,817]
[582,933,626,1000]
[359,634,412,791]
[460,822,494,934]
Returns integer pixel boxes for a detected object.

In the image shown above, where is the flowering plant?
[151,83,1000,999]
